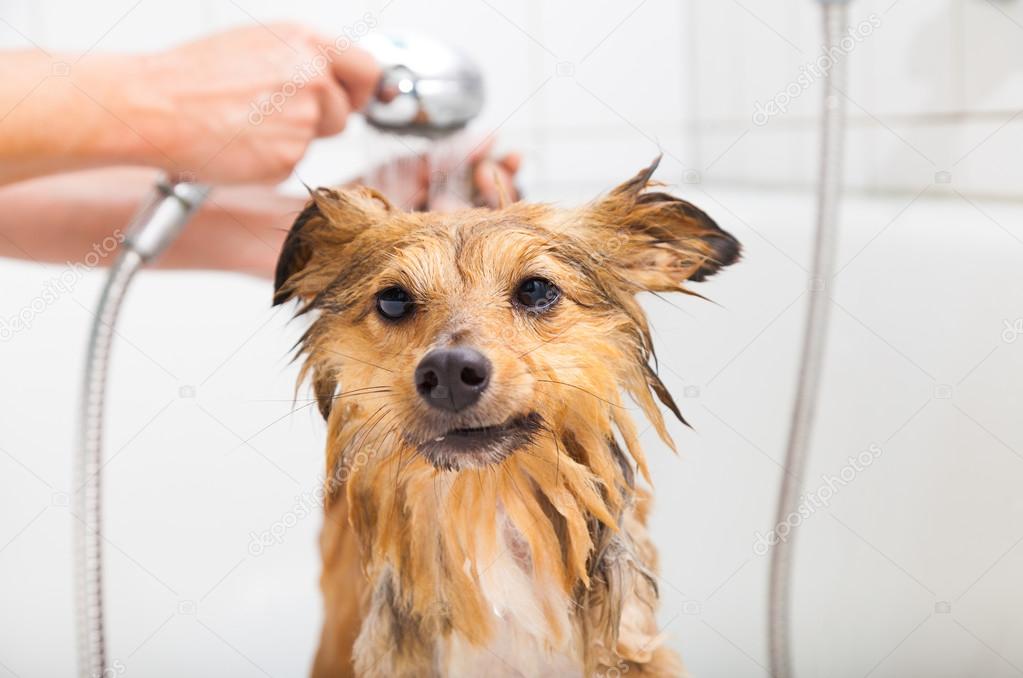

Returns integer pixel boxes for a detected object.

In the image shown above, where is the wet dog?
[273,157,740,677]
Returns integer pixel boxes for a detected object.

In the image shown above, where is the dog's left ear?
[586,156,740,292]
[273,186,392,306]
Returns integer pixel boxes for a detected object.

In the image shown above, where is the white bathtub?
[0,186,1020,677]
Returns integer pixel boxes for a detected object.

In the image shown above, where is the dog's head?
[274,156,739,642]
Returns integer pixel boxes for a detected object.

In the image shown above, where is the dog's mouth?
[415,412,543,471]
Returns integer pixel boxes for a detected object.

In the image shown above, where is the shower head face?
[362,31,484,138]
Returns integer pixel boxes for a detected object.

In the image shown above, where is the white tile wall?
[962,0,1023,112]
[687,0,1023,200]
[859,0,964,115]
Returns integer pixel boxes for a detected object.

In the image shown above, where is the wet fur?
[274,157,740,677]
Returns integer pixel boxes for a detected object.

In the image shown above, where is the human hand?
[357,137,521,211]
[467,139,522,209]
[102,23,380,184]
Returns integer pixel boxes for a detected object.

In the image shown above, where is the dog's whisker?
[516,324,573,359]
[336,384,393,393]
[339,404,390,460]
[329,386,394,401]
[386,435,419,524]
[341,392,399,406]
[354,406,396,452]
[336,407,398,484]
[317,346,397,373]
[534,379,629,409]
[549,429,562,483]
[513,445,560,469]
[393,441,407,495]
[397,441,420,478]
[237,399,320,446]
[281,386,394,405]
[359,410,401,471]
[522,362,588,372]
[521,365,589,379]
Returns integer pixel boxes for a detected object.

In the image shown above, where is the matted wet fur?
[273,157,740,677]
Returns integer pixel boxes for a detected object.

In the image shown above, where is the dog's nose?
[415,347,491,412]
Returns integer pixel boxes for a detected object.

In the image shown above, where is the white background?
[1,1,1022,677]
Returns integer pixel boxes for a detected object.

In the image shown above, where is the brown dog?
[273,157,740,677]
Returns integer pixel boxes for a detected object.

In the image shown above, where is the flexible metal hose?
[74,180,208,678]
[74,248,144,678]
[768,3,849,677]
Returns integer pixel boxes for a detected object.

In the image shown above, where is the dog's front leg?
[351,570,439,677]
[589,493,687,678]
[312,495,366,678]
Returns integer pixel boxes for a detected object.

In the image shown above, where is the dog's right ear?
[581,156,740,293]
[273,186,392,306]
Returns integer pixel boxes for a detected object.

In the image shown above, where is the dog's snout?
[415,347,491,412]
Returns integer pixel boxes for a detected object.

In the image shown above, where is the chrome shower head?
[362,31,484,138]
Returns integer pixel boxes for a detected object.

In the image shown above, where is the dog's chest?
[441,511,582,676]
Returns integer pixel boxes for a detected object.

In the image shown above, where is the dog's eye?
[376,286,414,320]
[514,277,560,312]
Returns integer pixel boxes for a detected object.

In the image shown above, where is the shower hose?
[768,2,850,677]
[74,179,208,678]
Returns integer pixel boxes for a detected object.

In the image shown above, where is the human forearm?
[0,52,162,184]
[0,24,380,187]
[0,167,301,276]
